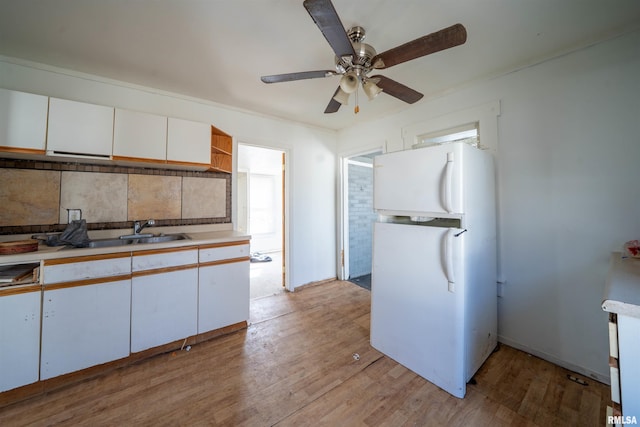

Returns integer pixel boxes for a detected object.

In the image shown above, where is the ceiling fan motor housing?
[335,27,377,75]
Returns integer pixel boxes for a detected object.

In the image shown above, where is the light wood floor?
[0,280,609,426]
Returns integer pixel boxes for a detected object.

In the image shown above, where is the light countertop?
[0,224,250,265]
[602,252,640,318]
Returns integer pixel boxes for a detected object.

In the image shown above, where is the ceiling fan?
[261,0,467,114]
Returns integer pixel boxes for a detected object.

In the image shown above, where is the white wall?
[338,29,640,381]
[0,57,337,290]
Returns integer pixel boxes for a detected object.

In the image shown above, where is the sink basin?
[69,233,189,249]
[85,238,136,248]
[137,234,189,244]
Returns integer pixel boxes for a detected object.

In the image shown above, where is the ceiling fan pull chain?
[354,86,360,114]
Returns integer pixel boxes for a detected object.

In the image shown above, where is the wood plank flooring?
[0,280,610,426]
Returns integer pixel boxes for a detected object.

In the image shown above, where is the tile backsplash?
[59,171,128,223]
[0,168,61,226]
[182,176,227,219]
[0,158,231,235]
[127,174,182,220]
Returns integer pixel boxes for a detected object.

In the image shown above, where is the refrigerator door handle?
[444,152,454,213]
[444,228,456,291]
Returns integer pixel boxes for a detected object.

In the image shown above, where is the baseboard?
[498,335,610,385]
[292,277,337,292]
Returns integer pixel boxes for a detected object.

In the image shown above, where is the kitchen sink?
[69,233,190,249]
[86,238,137,248]
[136,234,189,244]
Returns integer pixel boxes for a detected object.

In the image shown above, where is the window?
[413,122,479,149]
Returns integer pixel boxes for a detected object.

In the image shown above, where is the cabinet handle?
[132,264,198,278]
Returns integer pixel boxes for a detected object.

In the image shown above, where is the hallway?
[250,250,283,299]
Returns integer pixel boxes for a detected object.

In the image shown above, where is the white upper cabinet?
[113,108,167,162]
[167,117,210,167]
[0,88,48,152]
[47,97,114,157]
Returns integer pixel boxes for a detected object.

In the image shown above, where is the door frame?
[338,147,383,281]
[235,142,290,292]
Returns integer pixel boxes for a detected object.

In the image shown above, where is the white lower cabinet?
[131,268,198,352]
[41,279,131,380]
[0,287,41,392]
[198,259,250,333]
[198,242,250,333]
[131,247,199,353]
[1,240,250,399]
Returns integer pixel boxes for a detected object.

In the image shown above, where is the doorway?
[237,144,286,299]
[342,150,381,290]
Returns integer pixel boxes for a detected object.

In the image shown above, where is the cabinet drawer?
[43,253,131,284]
[132,247,198,272]
[199,241,250,264]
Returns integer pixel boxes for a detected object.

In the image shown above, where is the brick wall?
[348,162,376,278]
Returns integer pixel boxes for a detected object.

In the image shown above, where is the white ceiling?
[1,0,639,130]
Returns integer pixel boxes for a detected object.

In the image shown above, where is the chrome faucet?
[134,219,155,235]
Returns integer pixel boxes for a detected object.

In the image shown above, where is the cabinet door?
[131,268,198,352]
[0,288,41,392]
[198,259,249,333]
[0,88,48,153]
[166,117,210,167]
[47,97,114,157]
[41,279,131,380]
[113,108,167,162]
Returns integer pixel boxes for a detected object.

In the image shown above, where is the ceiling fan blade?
[324,87,342,113]
[371,75,424,104]
[303,0,356,59]
[261,70,336,83]
[372,23,467,69]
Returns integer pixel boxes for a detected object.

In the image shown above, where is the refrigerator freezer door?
[373,143,465,216]
[370,222,466,398]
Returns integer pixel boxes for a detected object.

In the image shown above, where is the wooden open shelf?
[210,125,232,173]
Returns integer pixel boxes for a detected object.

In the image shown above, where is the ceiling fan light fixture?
[362,79,383,100]
[333,87,350,105]
[339,71,359,94]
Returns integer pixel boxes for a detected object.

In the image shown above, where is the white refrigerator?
[370,142,497,398]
